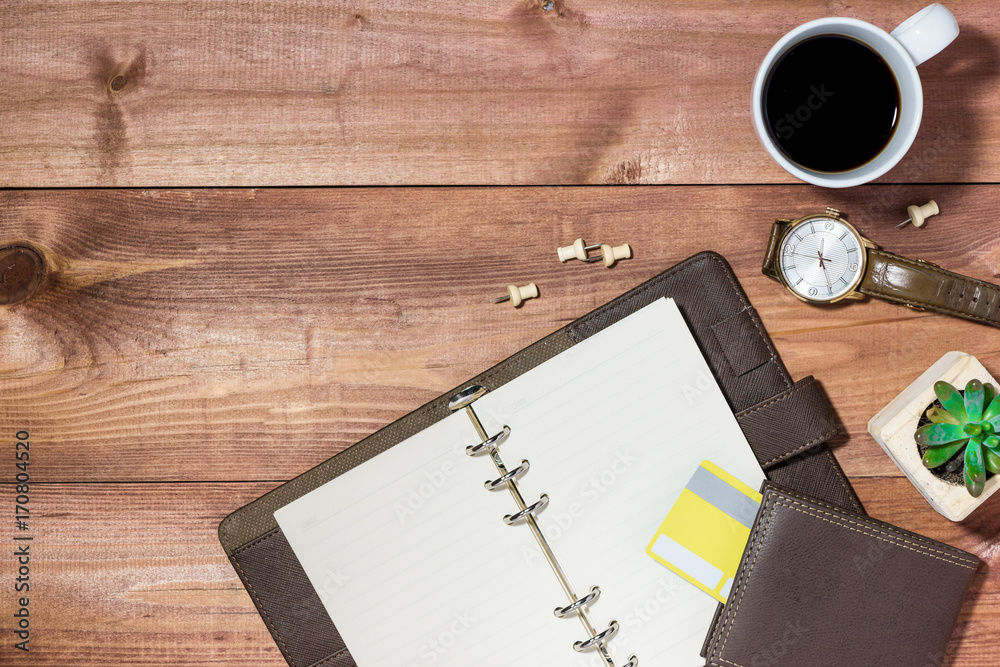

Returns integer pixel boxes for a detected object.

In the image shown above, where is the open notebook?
[274,298,765,666]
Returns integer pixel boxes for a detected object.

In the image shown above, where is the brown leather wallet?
[220,251,863,667]
[703,483,981,667]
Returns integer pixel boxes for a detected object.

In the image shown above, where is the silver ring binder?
[574,620,620,652]
[450,385,638,667]
[447,384,488,411]
[554,585,601,618]
[485,459,530,491]
[466,425,509,456]
[503,493,548,525]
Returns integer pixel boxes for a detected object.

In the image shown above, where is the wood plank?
[4,186,1000,483]
[2,1,998,187]
[0,478,995,666]
[2,186,999,664]
[0,483,288,666]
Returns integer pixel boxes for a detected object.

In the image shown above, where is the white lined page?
[276,298,765,666]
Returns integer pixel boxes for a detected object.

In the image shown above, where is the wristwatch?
[762,207,1000,328]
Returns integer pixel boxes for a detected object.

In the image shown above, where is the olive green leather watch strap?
[761,219,791,279]
[858,249,1000,327]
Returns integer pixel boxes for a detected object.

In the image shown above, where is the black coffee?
[763,35,900,173]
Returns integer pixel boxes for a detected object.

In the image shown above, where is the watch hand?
[788,250,826,261]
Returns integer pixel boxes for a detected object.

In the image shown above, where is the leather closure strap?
[735,376,842,470]
[859,249,1000,328]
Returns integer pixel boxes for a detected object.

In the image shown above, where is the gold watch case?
[774,208,877,305]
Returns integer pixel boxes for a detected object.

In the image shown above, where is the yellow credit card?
[645,460,762,603]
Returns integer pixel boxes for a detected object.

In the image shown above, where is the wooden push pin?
[557,238,603,263]
[897,200,940,228]
[492,283,538,307]
[599,243,632,268]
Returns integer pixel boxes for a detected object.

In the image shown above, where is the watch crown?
[825,207,842,218]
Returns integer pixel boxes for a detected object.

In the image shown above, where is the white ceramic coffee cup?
[751,4,959,188]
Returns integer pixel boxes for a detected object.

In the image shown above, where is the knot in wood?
[0,245,45,305]
[109,74,127,92]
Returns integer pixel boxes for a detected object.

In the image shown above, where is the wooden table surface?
[1,2,998,666]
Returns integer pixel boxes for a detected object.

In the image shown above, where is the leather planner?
[219,251,864,667]
[703,482,981,667]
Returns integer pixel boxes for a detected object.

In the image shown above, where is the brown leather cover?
[220,251,862,667]
[859,249,1000,327]
[703,483,981,667]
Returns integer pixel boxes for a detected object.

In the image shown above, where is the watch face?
[778,216,865,302]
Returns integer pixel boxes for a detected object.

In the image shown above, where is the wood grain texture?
[2,186,999,664]
[0,479,992,667]
[2,185,1000,484]
[0,482,289,666]
[2,0,999,187]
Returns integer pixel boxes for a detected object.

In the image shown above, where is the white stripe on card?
[720,577,734,599]
[650,534,724,590]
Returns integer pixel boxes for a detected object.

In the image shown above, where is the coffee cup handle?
[890,3,959,67]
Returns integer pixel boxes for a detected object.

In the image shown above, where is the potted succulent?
[914,379,1000,498]
[869,351,1000,521]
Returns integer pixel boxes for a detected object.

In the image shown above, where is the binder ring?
[451,383,638,667]
[503,494,548,525]
[484,459,530,491]
[553,585,601,618]
[448,385,488,412]
[466,425,510,457]
[573,619,620,653]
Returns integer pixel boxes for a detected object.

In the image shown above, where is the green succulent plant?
[915,379,1000,498]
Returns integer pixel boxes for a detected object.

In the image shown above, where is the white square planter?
[868,351,1000,521]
